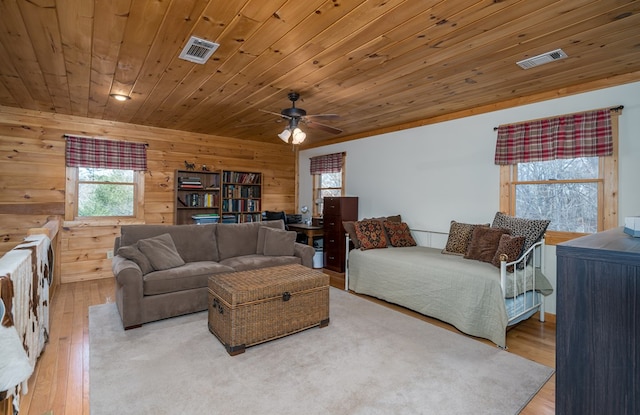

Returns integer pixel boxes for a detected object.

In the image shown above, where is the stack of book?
[178,177,204,189]
[191,213,220,224]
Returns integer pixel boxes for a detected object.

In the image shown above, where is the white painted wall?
[299,81,640,315]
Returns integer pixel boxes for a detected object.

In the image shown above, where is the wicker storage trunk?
[208,264,330,355]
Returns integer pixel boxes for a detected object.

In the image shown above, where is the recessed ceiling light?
[109,94,131,101]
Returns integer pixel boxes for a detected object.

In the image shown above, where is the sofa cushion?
[442,221,490,256]
[383,221,417,247]
[219,255,301,272]
[355,219,388,250]
[491,234,526,273]
[137,233,185,271]
[464,227,510,263]
[218,220,284,260]
[256,221,290,254]
[142,261,234,296]
[260,227,296,256]
[116,244,154,275]
[120,224,219,263]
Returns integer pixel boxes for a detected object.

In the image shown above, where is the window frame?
[65,167,145,226]
[312,156,346,217]
[498,115,619,245]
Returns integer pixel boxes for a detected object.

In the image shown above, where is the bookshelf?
[221,170,262,223]
[174,169,221,225]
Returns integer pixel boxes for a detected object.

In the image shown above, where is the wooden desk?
[287,224,323,246]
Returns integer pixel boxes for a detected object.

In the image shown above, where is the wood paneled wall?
[0,106,296,283]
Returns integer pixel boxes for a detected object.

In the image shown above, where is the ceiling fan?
[260,92,342,144]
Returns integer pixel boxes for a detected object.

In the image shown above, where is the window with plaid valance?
[310,152,343,174]
[494,108,615,165]
[65,135,147,170]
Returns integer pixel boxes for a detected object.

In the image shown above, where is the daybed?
[112,220,315,329]
[344,213,554,348]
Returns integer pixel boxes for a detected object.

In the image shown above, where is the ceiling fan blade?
[304,113,340,120]
[304,119,343,134]
[259,109,291,119]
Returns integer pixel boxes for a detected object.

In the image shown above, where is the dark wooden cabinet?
[322,197,358,272]
[556,227,640,415]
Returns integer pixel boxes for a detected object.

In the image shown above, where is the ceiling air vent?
[179,36,219,64]
[516,48,568,70]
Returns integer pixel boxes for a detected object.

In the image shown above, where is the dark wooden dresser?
[556,227,639,415]
[322,197,358,272]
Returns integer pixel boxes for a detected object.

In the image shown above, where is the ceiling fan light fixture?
[278,128,292,143]
[291,127,306,144]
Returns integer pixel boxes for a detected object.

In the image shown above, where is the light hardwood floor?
[15,271,555,415]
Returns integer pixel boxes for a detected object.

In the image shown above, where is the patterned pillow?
[491,212,550,258]
[354,220,388,250]
[442,221,490,256]
[464,227,511,263]
[491,234,526,272]
[345,215,402,249]
[383,221,417,247]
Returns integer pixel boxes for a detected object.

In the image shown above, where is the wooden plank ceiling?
[0,0,639,148]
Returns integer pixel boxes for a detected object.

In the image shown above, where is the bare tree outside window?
[514,157,599,233]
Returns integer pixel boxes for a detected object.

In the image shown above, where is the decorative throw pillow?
[383,221,417,247]
[116,245,154,275]
[491,234,526,272]
[137,233,185,271]
[342,221,361,249]
[343,215,401,249]
[364,215,402,244]
[464,227,511,263]
[442,221,490,256]
[354,220,388,250]
[260,227,296,256]
[491,212,550,259]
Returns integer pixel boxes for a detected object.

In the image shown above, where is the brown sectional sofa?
[112,220,315,329]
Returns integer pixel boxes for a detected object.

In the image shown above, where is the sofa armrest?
[112,255,144,329]
[293,243,315,268]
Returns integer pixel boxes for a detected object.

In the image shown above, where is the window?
[78,168,136,217]
[310,152,345,216]
[497,108,619,245]
[313,171,344,216]
[64,135,147,224]
[515,158,599,233]
[66,167,145,223]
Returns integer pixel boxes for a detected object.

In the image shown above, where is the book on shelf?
[223,171,261,184]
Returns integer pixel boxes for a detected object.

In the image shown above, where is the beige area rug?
[89,288,553,415]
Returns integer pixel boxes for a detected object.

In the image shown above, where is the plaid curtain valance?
[494,108,613,165]
[310,152,343,175]
[65,135,147,171]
